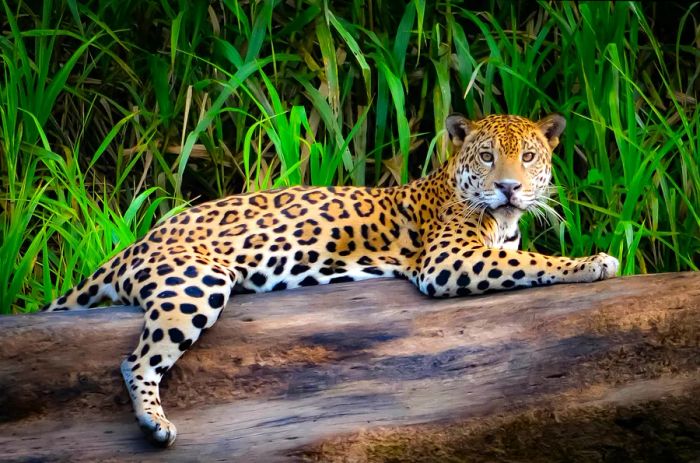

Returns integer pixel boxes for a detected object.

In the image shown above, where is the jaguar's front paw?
[589,252,619,280]
[137,413,177,448]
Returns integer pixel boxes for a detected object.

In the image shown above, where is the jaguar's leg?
[417,245,619,297]
[120,261,235,447]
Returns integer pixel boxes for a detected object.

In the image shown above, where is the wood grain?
[1,273,699,461]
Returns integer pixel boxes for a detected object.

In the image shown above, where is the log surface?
[1,273,699,461]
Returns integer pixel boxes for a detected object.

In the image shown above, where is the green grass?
[1,0,698,314]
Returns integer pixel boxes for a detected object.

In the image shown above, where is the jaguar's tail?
[42,258,120,312]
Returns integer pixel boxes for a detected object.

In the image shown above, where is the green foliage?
[1,0,698,313]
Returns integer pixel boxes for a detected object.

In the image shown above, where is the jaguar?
[44,112,619,446]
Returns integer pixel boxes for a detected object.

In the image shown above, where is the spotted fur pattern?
[43,113,619,446]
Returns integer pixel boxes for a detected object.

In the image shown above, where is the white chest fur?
[485,208,522,250]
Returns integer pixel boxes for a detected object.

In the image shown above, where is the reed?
[1,0,697,313]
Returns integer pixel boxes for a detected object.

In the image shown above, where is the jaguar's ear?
[445,113,475,147]
[537,113,566,149]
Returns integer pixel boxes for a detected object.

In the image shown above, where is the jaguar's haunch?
[43,113,619,446]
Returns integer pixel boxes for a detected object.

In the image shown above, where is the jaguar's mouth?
[491,201,526,213]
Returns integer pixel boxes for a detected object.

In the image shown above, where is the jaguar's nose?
[494,180,522,200]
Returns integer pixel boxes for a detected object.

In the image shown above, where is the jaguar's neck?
[392,161,457,230]
[393,159,524,249]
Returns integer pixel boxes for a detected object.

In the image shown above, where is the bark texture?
[1,273,699,461]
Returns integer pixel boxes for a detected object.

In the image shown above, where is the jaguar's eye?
[479,152,494,163]
[522,151,536,162]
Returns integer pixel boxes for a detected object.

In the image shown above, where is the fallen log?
[1,273,699,462]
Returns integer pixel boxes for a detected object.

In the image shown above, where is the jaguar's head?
[446,113,566,218]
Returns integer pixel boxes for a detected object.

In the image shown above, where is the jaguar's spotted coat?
[44,113,619,446]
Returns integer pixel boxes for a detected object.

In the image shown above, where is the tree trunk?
[1,273,699,462]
